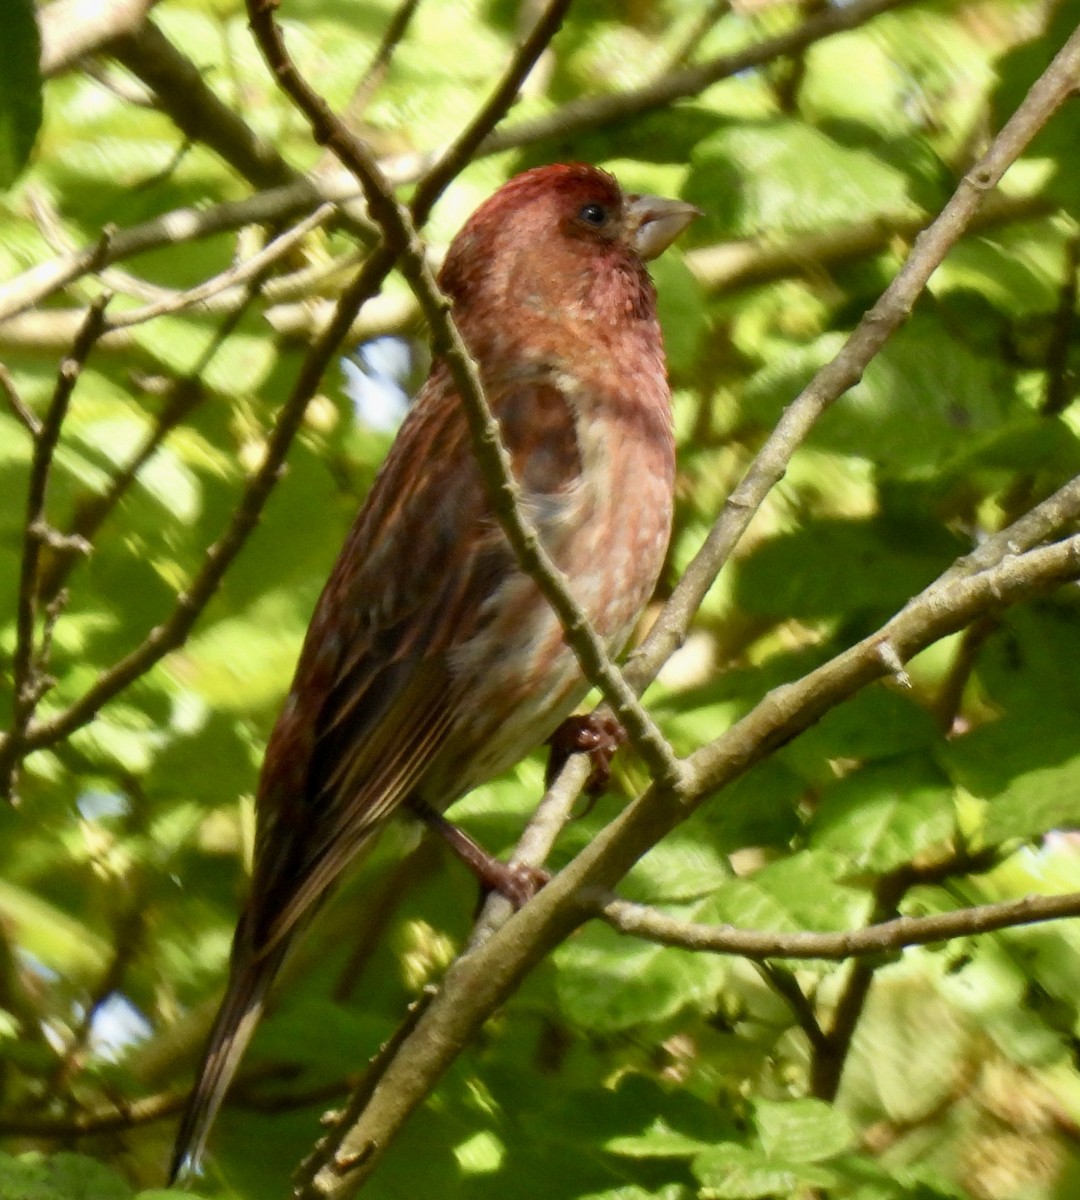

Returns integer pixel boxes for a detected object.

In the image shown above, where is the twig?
[687,190,1056,298]
[306,533,1080,1197]
[245,0,683,792]
[755,961,828,1053]
[0,297,110,801]
[292,989,438,1194]
[664,0,730,68]
[409,0,573,225]
[108,18,298,191]
[477,0,910,157]
[622,18,1080,697]
[0,177,367,323]
[336,0,422,126]
[0,1090,186,1137]
[0,364,40,435]
[9,241,398,758]
[100,203,334,329]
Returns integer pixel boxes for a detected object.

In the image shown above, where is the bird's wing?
[248,369,582,948]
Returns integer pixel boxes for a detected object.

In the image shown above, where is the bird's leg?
[408,799,549,909]
[546,713,627,796]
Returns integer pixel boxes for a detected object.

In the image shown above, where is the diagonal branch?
[288,20,1080,1184]
[478,0,910,157]
[304,529,1080,1199]
[244,0,683,790]
[623,17,1080,696]
[0,297,110,801]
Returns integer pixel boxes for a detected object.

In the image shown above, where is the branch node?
[874,638,911,688]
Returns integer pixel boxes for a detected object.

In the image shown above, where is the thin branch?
[754,961,827,1054]
[293,990,437,1191]
[409,0,573,225]
[100,203,334,330]
[477,0,910,158]
[245,0,683,793]
[0,297,110,801]
[0,1090,185,1137]
[307,533,1080,1198]
[0,178,367,323]
[108,18,299,191]
[664,0,731,69]
[336,0,422,127]
[0,364,40,435]
[686,190,1056,298]
[6,242,397,759]
[622,19,1080,697]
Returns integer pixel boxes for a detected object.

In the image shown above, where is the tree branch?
[107,17,299,191]
[0,297,110,801]
[477,0,911,157]
[622,20,1080,696]
[243,0,682,791]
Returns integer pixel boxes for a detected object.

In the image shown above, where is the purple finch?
[169,163,697,1180]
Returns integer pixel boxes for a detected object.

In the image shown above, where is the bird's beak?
[626,194,702,261]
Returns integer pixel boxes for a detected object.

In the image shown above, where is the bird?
[168,162,698,1182]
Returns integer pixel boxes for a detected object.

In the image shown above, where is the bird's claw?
[546,713,627,795]
[485,860,551,909]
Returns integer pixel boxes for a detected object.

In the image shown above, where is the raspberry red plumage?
[168,163,697,1182]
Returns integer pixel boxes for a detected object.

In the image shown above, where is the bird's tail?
[168,922,289,1184]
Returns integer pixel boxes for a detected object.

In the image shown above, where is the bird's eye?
[578,202,609,227]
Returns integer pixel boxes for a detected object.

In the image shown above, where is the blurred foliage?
[4,0,1080,1198]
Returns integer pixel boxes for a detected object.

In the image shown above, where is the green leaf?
[0,1153,133,1200]
[693,1144,837,1198]
[753,1097,854,1164]
[811,755,956,874]
[687,119,915,239]
[554,918,729,1033]
[707,851,867,943]
[0,0,42,187]
[734,518,964,620]
[841,959,970,1125]
[580,1188,686,1200]
[605,1118,712,1159]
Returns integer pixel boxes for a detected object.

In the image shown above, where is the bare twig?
[0,364,41,435]
[332,0,422,129]
[245,0,683,793]
[108,18,298,191]
[623,19,1080,696]
[596,886,1080,961]
[409,0,573,224]
[0,297,110,801]
[477,0,910,157]
[100,203,334,330]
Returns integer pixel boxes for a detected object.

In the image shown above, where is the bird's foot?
[546,713,627,795]
[410,799,548,909]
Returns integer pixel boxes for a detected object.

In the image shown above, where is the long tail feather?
[168,927,289,1184]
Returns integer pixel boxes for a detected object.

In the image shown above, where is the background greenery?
[4,0,1080,1197]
